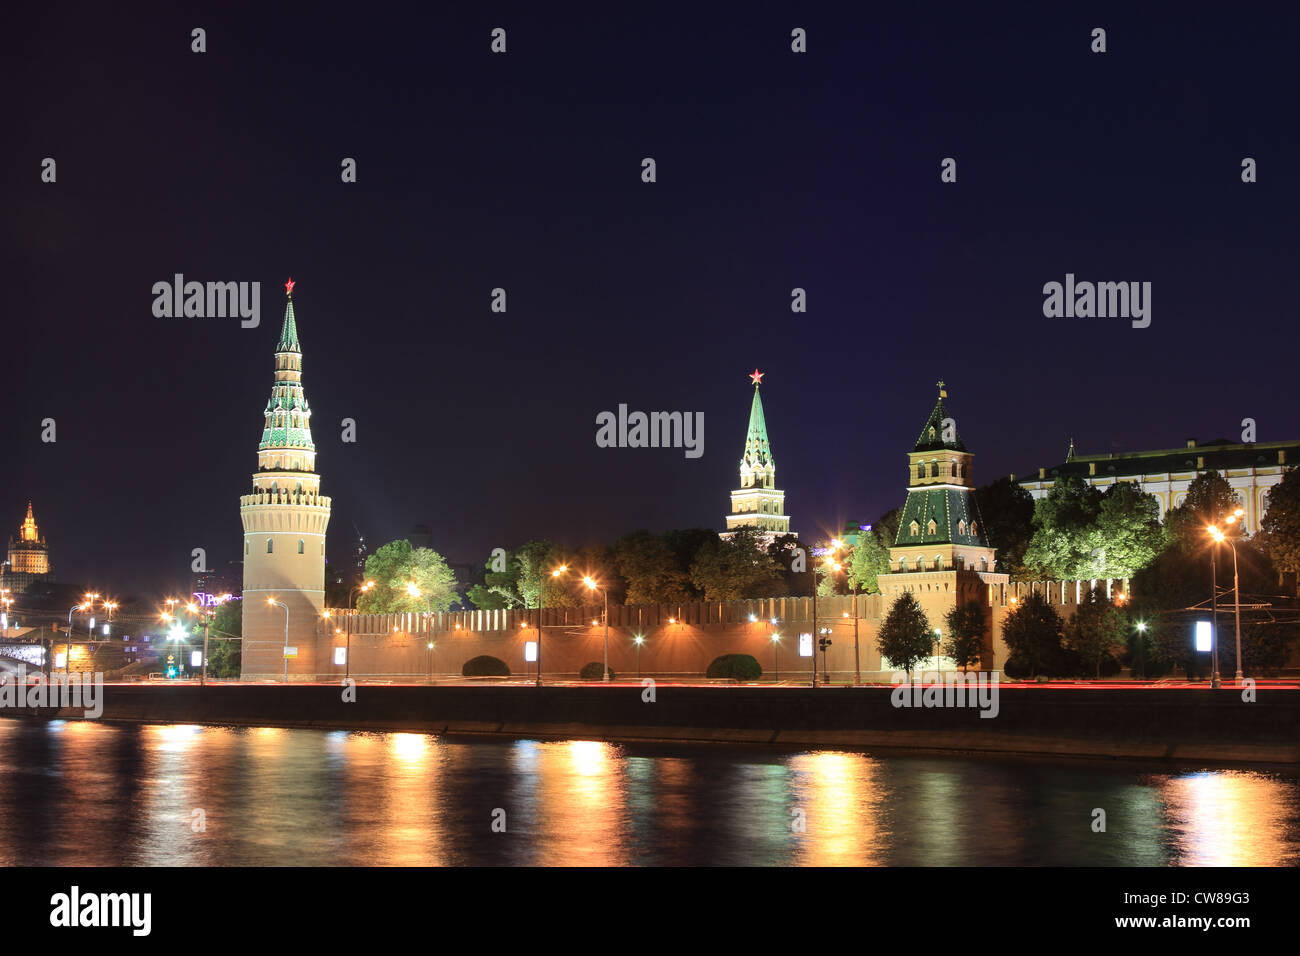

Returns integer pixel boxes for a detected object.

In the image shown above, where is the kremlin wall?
[282,581,1125,682]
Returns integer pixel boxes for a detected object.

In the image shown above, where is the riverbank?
[4,682,1299,764]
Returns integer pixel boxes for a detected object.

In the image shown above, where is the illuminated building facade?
[722,369,793,545]
[2,502,54,594]
[239,280,332,678]
[1017,438,1298,535]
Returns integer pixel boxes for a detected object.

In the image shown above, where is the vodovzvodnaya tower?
[240,279,332,679]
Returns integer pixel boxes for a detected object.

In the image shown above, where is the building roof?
[276,296,301,353]
[893,487,991,548]
[913,382,967,453]
[1025,438,1299,483]
[740,384,773,470]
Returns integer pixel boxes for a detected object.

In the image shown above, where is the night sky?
[6,3,1298,599]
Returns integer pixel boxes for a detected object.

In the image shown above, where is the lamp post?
[933,628,943,677]
[349,580,375,609]
[583,576,610,681]
[538,565,567,687]
[64,603,83,676]
[634,635,644,678]
[268,598,289,683]
[1209,509,1246,683]
[1135,621,1147,681]
[771,633,780,682]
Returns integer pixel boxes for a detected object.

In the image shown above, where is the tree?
[1063,587,1126,678]
[876,593,933,678]
[355,539,460,613]
[689,529,779,601]
[1095,482,1165,579]
[614,531,691,604]
[1023,476,1103,580]
[661,528,721,599]
[943,600,986,672]
[875,507,903,550]
[1001,591,1065,678]
[975,477,1035,578]
[205,599,242,678]
[1259,467,1300,581]
[848,532,890,594]
[1164,471,1240,552]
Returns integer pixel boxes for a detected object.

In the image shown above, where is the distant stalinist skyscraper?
[239,279,332,679]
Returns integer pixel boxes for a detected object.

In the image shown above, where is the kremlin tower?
[722,369,793,545]
[239,280,332,679]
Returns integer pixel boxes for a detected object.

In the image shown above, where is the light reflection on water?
[0,720,1297,866]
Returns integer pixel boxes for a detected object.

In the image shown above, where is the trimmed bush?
[706,653,762,682]
[579,661,614,681]
[462,655,510,677]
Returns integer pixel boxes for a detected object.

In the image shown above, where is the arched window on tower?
[930,461,939,477]
[298,540,304,554]
[950,461,957,477]
[245,540,249,555]
[917,463,925,479]
[267,538,274,554]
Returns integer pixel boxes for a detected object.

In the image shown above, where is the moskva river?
[2,720,1297,865]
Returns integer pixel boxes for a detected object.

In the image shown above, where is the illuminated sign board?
[1195,620,1212,653]
[798,633,813,658]
[283,646,298,659]
[334,647,347,666]
[524,641,538,663]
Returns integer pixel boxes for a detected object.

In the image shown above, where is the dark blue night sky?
[6,2,1297,596]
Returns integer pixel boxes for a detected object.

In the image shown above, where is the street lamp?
[933,628,943,677]
[583,575,610,681]
[633,635,644,678]
[828,542,861,686]
[64,603,84,675]
[349,580,376,609]
[268,598,289,683]
[538,564,567,687]
[1209,509,1246,682]
[405,581,434,684]
[771,633,781,681]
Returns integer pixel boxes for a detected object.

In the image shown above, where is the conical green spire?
[741,379,772,468]
[277,296,301,353]
[913,380,967,452]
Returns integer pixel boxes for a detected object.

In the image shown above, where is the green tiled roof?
[277,298,301,353]
[739,385,773,468]
[894,487,991,548]
[914,391,967,453]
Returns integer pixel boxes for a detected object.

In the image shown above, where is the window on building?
[909,520,920,536]
[927,519,937,535]
[244,541,249,555]
[957,519,966,535]
[298,540,304,554]
[930,462,939,477]
[267,539,274,553]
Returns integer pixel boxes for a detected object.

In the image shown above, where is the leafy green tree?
[848,531,890,594]
[614,531,691,604]
[1095,482,1165,579]
[1164,471,1240,552]
[875,507,903,549]
[1001,591,1065,678]
[661,528,721,599]
[466,549,523,610]
[943,600,986,671]
[356,539,460,613]
[689,529,779,600]
[204,599,242,677]
[1023,476,1103,579]
[877,592,933,678]
[975,477,1035,578]
[767,533,805,595]
[1063,587,1127,678]
[1259,467,1300,581]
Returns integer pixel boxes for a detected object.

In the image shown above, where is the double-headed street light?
[1208,508,1246,683]
[583,575,610,681]
[350,580,376,609]
[538,564,568,687]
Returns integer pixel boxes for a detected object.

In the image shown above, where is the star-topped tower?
[723,369,794,543]
[239,279,332,679]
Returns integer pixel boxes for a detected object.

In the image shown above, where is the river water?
[1,719,1297,866]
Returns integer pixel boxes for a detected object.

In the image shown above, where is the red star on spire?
[749,368,764,386]
[285,277,295,296]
